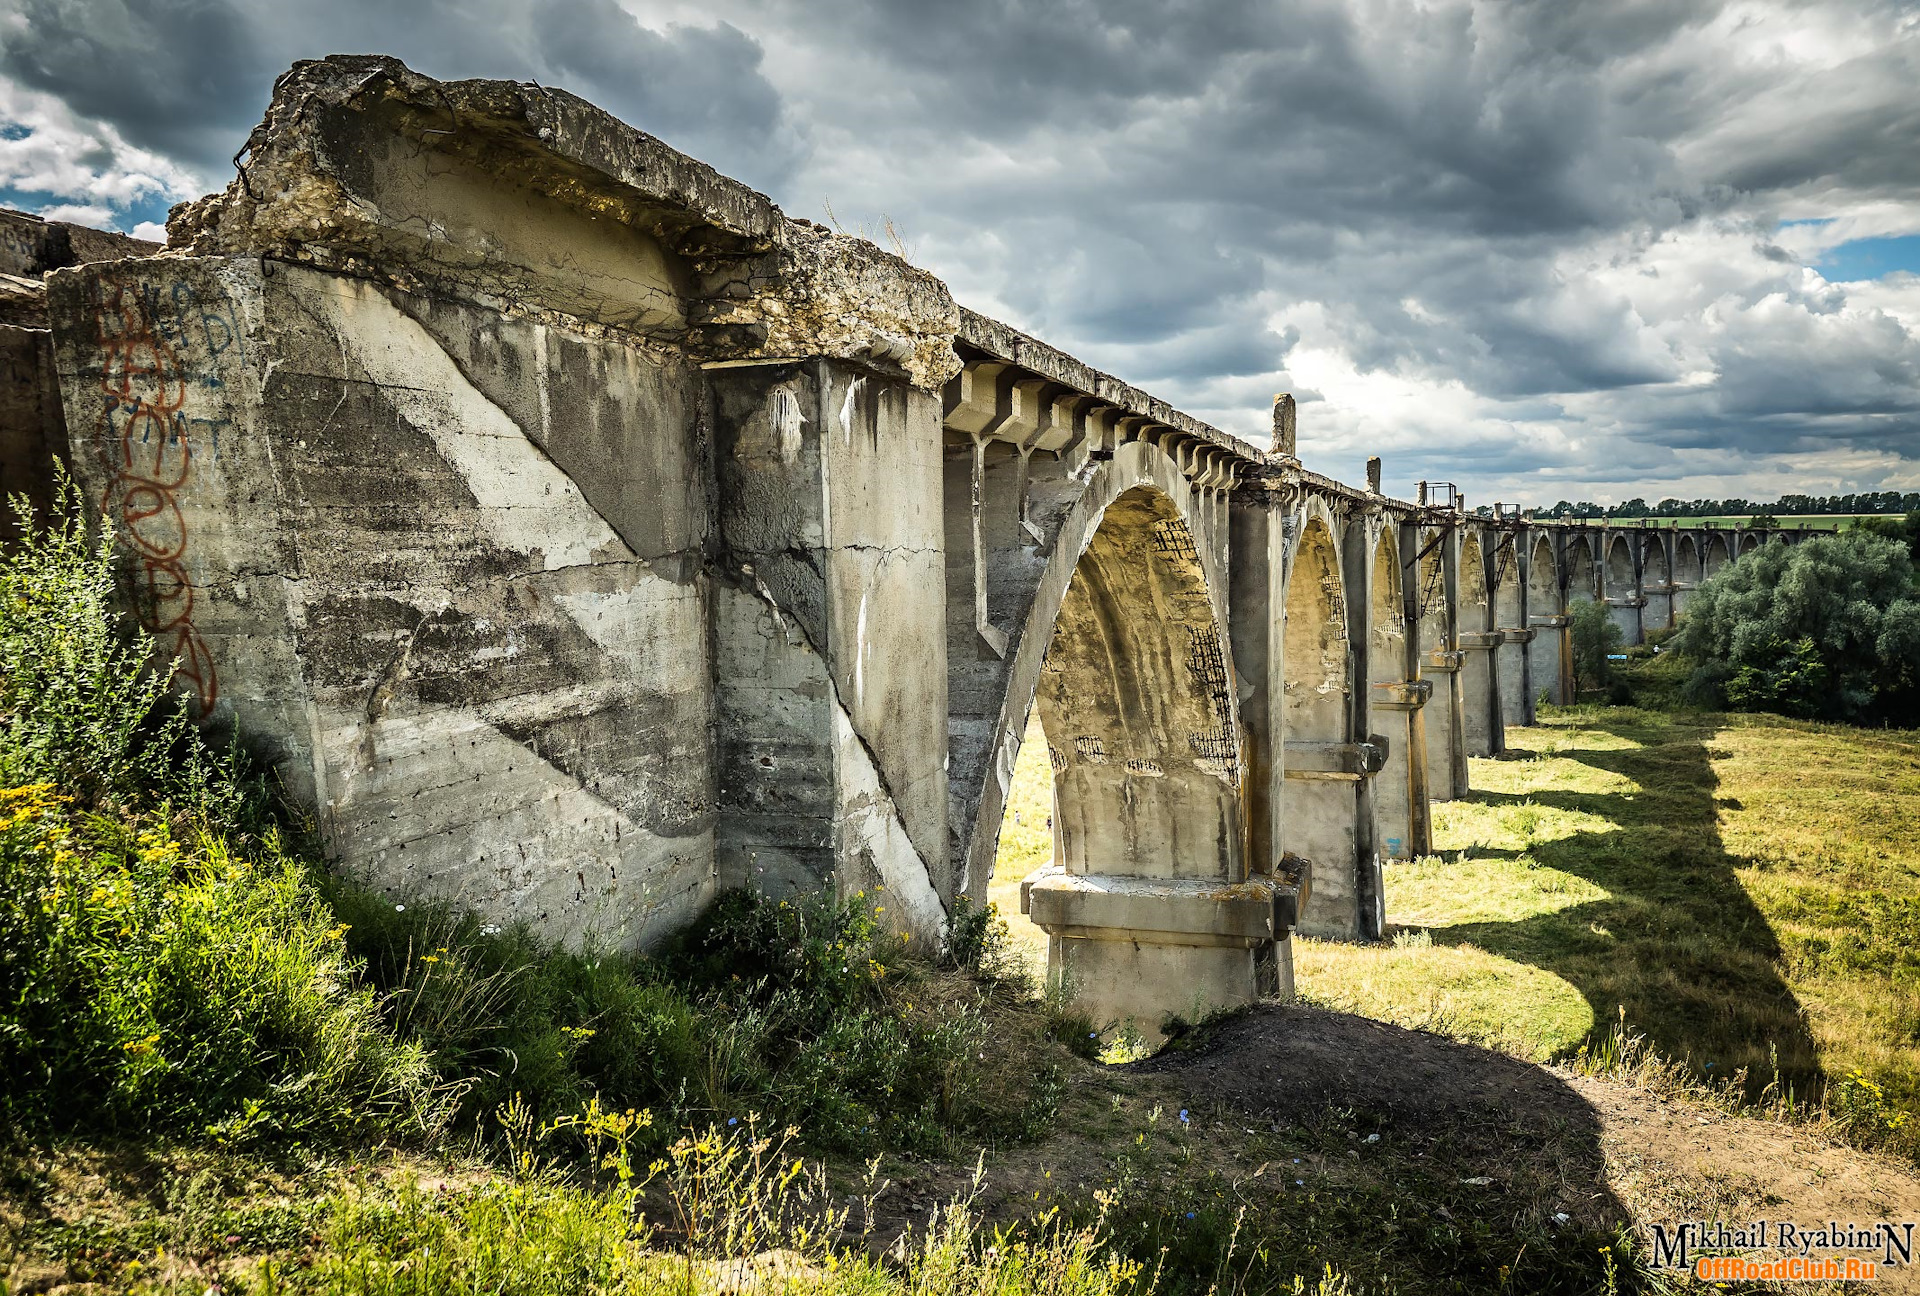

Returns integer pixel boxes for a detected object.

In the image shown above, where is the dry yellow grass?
[987,714,1055,978]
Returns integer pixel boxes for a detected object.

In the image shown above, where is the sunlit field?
[988,715,1055,977]
[1301,708,1920,1131]
[993,702,1920,1141]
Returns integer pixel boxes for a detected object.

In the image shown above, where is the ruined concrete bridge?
[4,57,1825,1030]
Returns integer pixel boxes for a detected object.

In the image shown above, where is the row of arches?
[943,382,1792,1034]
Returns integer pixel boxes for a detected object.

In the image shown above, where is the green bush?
[334,886,1072,1156]
[1567,597,1622,696]
[1676,530,1920,723]
[0,479,244,825]
[0,787,448,1142]
[1,483,448,1143]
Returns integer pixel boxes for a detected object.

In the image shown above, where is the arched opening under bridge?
[989,477,1270,1033]
[1458,533,1499,757]
[1285,513,1357,935]
[1527,535,1567,705]
[1605,533,1642,645]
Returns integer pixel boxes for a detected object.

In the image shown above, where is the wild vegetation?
[0,486,1146,1295]
[1675,529,1920,724]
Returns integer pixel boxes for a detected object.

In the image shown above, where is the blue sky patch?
[0,184,176,234]
[1818,233,1920,282]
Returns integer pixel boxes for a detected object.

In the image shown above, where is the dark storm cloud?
[5,0,1918,500]
[0,0,799,186]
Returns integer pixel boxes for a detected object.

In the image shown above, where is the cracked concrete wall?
[711,361,948,938]
[32,55,962,953]
[48,257,717,949]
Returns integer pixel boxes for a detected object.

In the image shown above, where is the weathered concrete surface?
[170,56,959,391]
[0,209,159,280]
[47,257,718,947]
[0,208,159,545]
[0,324,61,545]
[710,360,949,935]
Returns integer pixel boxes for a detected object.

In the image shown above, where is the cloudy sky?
[4,0,1918,506]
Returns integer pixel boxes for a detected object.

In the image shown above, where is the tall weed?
[0,786,448,1142]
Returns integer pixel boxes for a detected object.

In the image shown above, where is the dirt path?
[1572,1072,1920,1290]
[867,1005,1920,1290]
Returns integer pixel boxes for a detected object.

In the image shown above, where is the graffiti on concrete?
[91,282,225,711]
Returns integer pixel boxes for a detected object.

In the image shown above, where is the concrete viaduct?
[1,57,1822,1032]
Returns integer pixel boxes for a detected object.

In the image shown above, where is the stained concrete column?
[710,359,951,938]
[1458,630,1503,757]
[1414,521,1469,801]
[1370,681,1432,862]
[1497,627,1535,725]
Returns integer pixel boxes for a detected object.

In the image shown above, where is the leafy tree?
[1568,597,1622,695]
[1855,510,1920,562]
[1676,531,1920,724]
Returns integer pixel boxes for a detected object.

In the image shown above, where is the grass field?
[1559,514,1871,530]
[1300,707,1920,1145]
[993,706,1920,1148]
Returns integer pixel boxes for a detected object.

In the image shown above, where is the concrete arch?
[1366,526,1421,868]
[1036,485,1240,884]
[1703,532,1733,578]
[1566,533,1598,603]
[1285,507,1356,936]
[1738,532,1761,557]
[1675,534,1702,584]
[953,439,1232,898]
[1492,534,1529,728]
[1458,532,1500,757]
[1604,533,1643,644]
[1642,533,1674,632]
[1673,533,1702,618]
[1526,534,1568,705]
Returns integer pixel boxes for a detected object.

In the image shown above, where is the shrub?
[1853,510,1920,561]
[1567,597,1622,695]
[328,884,1074,1157]
[0,483,448,1143]
[1676,530,1920,723]
[0,478,249,826]
[0,787,447,1142]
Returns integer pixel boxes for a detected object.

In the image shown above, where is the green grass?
[1556,514,1865,529]
[1298,705,1920,1153]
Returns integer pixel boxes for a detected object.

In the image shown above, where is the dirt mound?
[1135,1003,1597,1148]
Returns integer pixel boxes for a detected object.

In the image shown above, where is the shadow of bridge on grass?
[1414,711,1821,1096]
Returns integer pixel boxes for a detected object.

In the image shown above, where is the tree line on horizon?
[1520,490,1920,520]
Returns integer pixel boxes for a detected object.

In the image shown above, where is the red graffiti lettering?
[93,283,218,712]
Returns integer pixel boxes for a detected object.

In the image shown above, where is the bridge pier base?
[1458,631,1503,758]
[1497,627,1534,726]
[1421,651,1468,800]
[1024,872,1296,1038]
